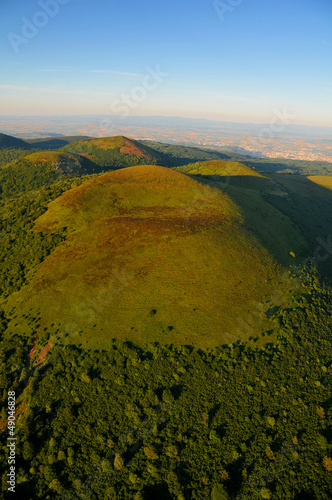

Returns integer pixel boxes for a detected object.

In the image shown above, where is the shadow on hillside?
[192,173,332,281]
[27,137,91,150]
[141,140,235,166]
[171,149,234,166]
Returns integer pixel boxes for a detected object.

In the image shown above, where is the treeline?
[0,176,95,298]
[0,149,37,169]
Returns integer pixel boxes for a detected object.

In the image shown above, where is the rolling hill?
[141,140,232,165]
[61,136,168,170]
[2,164,293,348]
[0,133,31,150]
[173,159,264,180]
[0,151,99,197]
[25,135,91,150]
[173,161,332,280]
[0,136,172,198]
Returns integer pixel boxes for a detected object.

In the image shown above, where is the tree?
[114,453,124,471]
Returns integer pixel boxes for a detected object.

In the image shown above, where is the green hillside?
[173,161,309,269]
[173,162,332,283]
[0,133,31,150]
[2,165,291,348]
[308,175,332,191]
[141,140,231,165]
[265,174,332,280]
[61,136,168,170]
[0,151,99,197]
[25,136,91,150]
[173,159,264,179]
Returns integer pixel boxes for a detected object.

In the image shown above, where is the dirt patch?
[120,138,151,160]
[34,342,52,367]
[29,340,37,359]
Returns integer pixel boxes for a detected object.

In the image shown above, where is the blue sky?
[1,0,332,125]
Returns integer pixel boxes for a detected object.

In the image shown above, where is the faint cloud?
[0,84,29,91]
[89,70,144,78]
[39,66,78,72]
[199,90,269,105]
[38,67,144,78]
[0,84,85,95]
[37,88,85,95]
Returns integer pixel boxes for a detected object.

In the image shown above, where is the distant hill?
[141,139,232,165]
[3,164,290,348]
[173,159,264,178]
[0,133,31,150]
[2,132,331,175]
[0,151,99,197]
[61,136,169,170]
[25,135,91,150]
[142,139,332,175]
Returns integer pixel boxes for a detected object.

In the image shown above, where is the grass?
[174,160,265,178]
[308,175,332,191]
[265,174,332,281]
[3,165,291,349]
[78,136,126,150]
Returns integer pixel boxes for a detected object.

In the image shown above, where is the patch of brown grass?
[120,138,151,159]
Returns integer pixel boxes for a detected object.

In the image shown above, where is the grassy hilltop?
[3,164,291,348]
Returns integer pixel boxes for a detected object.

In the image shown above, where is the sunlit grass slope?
[3,165,292,348]
[174,159,264,178]
[308,175,332,191]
